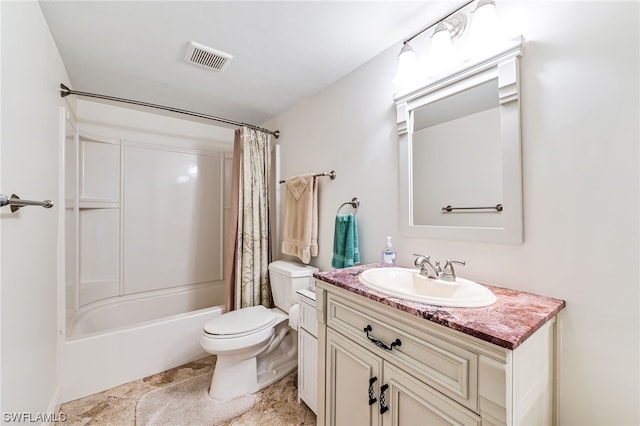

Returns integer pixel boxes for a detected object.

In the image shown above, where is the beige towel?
[281,174,318,264]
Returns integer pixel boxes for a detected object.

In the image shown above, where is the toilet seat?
[203,305,276,339]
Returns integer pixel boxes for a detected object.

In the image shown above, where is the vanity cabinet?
[326,328,481,425]
[297,289,318,414]
[315,278,560,426]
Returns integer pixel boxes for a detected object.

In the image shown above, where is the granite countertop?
[314,263,565,350]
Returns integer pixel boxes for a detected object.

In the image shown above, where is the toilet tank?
[268,261,318,311]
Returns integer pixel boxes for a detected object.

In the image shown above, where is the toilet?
[200,260,318,401]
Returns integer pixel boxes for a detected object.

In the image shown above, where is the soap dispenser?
[381,236,397,267]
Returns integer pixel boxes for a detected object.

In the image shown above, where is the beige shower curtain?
[224,127,273,311]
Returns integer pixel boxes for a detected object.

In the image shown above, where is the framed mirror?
[395,36,523,244]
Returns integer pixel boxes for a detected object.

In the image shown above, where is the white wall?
[1,0,71,416]
[266,2,639,425]
[76,100,234,152]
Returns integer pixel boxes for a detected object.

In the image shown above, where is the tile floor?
[57,355,316,425]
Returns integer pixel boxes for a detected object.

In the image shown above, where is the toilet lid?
[203,305,276,336]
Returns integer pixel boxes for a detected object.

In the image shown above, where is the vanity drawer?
[299,297,318,337]
[326,293,478,412]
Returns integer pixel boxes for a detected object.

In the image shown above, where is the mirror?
[395,36,523,244]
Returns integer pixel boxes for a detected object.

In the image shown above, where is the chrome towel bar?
[442,204,503,212]
[279,170,336,184]
[0,193,54,213]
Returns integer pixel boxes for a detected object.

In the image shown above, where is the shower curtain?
[224,127,273,311]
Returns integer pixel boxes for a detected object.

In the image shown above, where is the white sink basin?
[359,267,496,308]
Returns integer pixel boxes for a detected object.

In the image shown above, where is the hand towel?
[281,174,318,264]
[331,213,360,269]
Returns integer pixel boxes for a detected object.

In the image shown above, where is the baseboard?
[43,385,61,426]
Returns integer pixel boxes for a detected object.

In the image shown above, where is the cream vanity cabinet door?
[325,329,382,426]
[384,362,480,426]
[299,329,317,412]
[325,330,480,426]
[297,291,318,413]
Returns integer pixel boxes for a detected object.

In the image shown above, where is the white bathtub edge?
[59,305,222,403]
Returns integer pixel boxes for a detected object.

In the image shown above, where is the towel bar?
[441,204,503,212]
[337,197,360,215]
[0,193,54,213]
[279,170,336,184]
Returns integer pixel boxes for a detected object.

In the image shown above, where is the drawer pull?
[364,325,402,351]
[379,384,389,414]
[368,376,378,405]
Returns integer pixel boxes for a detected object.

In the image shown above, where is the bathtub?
[59,287,223,403]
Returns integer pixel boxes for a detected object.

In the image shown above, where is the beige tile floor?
[57,355,316,425]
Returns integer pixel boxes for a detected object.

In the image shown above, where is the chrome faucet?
[413,255,465,281]
[413,254,439,278]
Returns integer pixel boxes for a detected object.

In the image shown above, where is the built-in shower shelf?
[78,199,119,209]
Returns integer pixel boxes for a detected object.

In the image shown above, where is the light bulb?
[426,22,460,76]
[392,43,419,87]
[470,0,500,52]
[431,24,454,60]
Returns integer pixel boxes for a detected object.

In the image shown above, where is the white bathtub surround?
[56,100,233,402]
[64,127,228,324]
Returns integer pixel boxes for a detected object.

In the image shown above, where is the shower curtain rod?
[59,84,280,139]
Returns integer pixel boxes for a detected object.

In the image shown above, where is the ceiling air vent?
[184,41,233,72]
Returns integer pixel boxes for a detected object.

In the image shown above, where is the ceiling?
[40,1,457,128]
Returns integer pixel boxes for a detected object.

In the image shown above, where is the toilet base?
[207,323,299,401]
[209,355,258,400]
[256,328,298,390]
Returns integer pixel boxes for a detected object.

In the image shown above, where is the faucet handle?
[412,254,430,267]
[441,259,466,281]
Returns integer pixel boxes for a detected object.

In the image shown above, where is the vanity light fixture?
[392,0,503,87]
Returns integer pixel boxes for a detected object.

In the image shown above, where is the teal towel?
[331,213,360,269]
